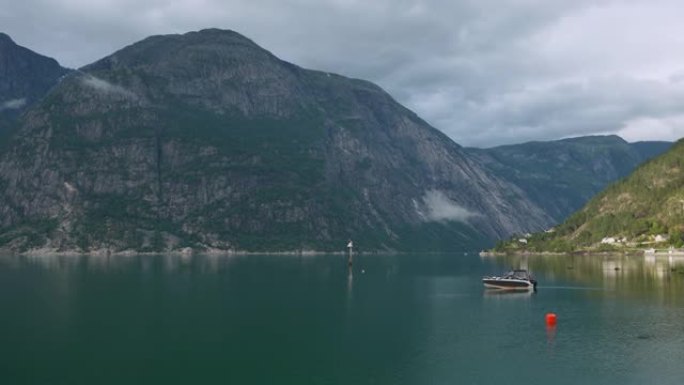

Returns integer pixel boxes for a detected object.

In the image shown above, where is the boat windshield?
[503,270,530,280]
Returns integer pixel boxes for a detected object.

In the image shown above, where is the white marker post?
[347,240,353,266]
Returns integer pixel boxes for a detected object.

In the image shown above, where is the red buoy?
[546,313,557,326]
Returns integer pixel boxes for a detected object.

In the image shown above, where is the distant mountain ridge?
[0,32,69,134]
[630,141,673,161]
[467,136,671,223]
[0,29,554,253]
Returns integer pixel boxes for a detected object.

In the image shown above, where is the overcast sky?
[2,0,684,147]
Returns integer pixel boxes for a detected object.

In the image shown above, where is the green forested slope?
[496,139,684,252]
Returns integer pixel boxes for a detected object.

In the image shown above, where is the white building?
[655,234,668,243]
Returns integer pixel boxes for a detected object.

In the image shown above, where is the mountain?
[630,141,673,162]
[467,136,671,223]
[0,29,554,254]
[495,139,684,252]
[0,33,70,134]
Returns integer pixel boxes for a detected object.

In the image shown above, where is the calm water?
[2,253,684,384]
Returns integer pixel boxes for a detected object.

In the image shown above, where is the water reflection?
[2,253,684,383]
[483,253,684,303]
[346,265,354,305]
[483,289,534,300]
[0,253,243,274]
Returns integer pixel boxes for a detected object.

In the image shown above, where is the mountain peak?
[80,27,303,116]
[86,28,269,71]
[185,28,258,44]
[149,28,263,51]
[559,134,627,145]
[0,32,68,119]
[0,32,16,47]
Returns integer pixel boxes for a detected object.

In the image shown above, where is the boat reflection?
[483,288,534,300]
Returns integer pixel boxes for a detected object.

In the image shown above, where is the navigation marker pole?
[347,240,353,266]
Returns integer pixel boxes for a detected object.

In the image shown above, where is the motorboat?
[482,269,537,290]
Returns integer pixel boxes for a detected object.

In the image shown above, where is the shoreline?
[0,247,349,258]
[0,247,459,258]
[480,249,684,257]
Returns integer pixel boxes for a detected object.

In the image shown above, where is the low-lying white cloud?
[421,190,478,223]
[80,74,137,100]
[0,98,27,111]
[617,114,684,143]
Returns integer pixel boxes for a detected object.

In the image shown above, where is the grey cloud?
[2,1,684,146]
[443,75,684,147]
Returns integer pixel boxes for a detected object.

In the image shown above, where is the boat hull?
[482,278,535,290]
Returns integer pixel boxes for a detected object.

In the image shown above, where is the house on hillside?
[655,234,668,243]
[601,237,616,244]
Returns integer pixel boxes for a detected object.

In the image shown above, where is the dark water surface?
[2,253,684,384]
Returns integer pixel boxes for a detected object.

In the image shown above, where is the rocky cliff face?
[0,29,553,253]
[467,136,671,223]
[0,33,69,134]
